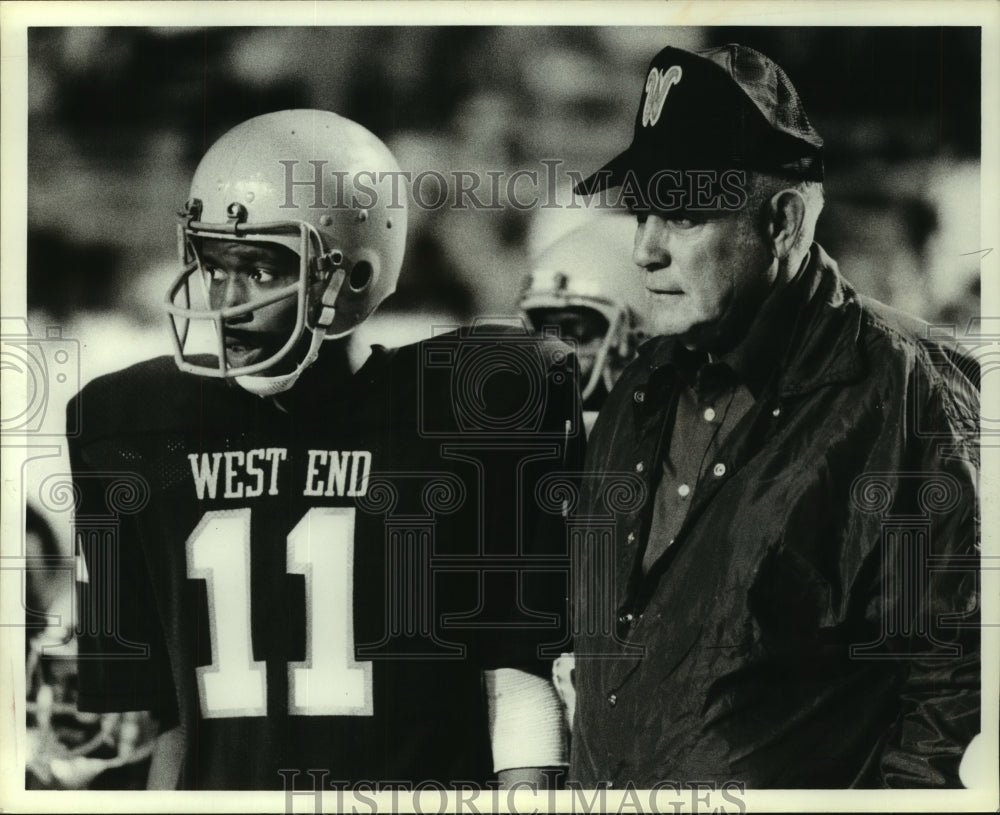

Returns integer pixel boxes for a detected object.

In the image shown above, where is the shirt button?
[635,461,645,473]
[703,407,716,422]
[677,483,691,498]
[608,694,617,707]
[634,390,645,403]
[772,406,781,418]
[618,612,634,625]
[712,462,727,477]
[626,532,636,544]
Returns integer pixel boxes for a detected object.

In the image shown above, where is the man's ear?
[766,189,806,260]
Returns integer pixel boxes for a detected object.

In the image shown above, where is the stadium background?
[28,26,981,330]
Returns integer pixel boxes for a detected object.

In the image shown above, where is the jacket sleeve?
[864,349,980,788]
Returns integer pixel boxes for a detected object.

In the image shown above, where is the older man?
[568,44,979,789]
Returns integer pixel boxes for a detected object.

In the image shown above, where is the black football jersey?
[70,327,584,789]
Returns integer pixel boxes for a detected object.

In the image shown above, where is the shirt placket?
[633,386,788,614]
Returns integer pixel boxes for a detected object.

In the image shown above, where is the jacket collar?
[635,243,865,398]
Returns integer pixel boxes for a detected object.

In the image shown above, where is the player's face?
[632,208,775,352]
[526,307,609,379]
[199,239,302,374]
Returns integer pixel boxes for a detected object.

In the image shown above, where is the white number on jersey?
[186,507,374,718]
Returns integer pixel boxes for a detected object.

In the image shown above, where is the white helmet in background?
[166,109,407,390]
[521,214,647,408]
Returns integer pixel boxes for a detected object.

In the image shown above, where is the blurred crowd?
[28,26,982,331]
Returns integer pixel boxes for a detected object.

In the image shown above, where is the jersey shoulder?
[383,322,581,438]
[388,321,577,376]
[70,355,226,445]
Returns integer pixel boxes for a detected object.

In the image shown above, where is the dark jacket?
[569,244,980,788]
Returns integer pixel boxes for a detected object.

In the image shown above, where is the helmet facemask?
[164,110,408,393]
[524,299,636,406]
[521,214,649,410]
[166,199,345,382]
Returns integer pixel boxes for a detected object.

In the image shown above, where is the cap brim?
[574,151,633,196]
[573,150,749,215]
[573,143,731,200]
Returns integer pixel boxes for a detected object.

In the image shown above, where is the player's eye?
[203,265,226,283]
[248,268,277,284]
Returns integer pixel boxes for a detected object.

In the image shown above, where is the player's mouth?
[223,329,271,368]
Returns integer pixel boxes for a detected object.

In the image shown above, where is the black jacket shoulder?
[859,294,980,394]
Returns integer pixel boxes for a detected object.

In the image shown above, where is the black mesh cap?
[576,44,824,199]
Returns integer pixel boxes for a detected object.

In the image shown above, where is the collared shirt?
[644,361,752,572]
[570,244,980,789]
[641,253,816,574]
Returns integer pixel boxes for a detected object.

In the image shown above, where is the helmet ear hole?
[348,260,374,291]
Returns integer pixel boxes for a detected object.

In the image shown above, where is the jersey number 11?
[186,507,374,718]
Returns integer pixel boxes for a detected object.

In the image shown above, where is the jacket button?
[626,532,636,544]
[634,390,645,403]
[618,612,634,625]
[608,693,617,707]
[635,461,645,473]
[702,407,716,422]
[772,406,781,418]
[712,462,727,477]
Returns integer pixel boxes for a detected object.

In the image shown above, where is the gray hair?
[742,171,825,263]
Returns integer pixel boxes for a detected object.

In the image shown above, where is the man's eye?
[248,268,277,284]
[203,266,226,282]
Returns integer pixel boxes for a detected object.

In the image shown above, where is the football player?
[521,214,648,434]
[70,110,583,790]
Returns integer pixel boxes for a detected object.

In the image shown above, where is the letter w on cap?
[642,66,683,127]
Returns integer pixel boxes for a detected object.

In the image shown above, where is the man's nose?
[217,273,253,322]
[633,215,670,271]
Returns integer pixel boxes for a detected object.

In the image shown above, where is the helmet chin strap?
[234,328,325,397]
[234,305,336,397]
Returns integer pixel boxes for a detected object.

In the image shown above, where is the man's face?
[199,238,302,374]
[632,209,775,351]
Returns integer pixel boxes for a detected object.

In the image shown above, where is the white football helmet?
[166,110,407,386]
[521,215,647,406]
